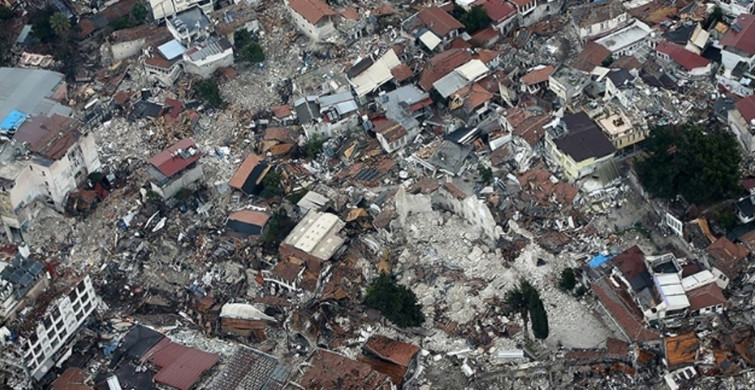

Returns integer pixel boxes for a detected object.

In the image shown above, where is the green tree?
[478,164,493,185]
[242,42,265,63]
[261,210,295,244]
[49,12,71,39]
[459,6,490,33]
[636,124,741,205]
[365,272,424,328]
[234,28,253,50]
[529,293,549,340]
[304,134,327,158]
[131,2,148,24]
[260,170,284,198]
[601,55,614,67]
[505,280,538,335]
[707,7,723,28]
[559,268,576,291]
[0,6,12,20]
[195,79,223,108]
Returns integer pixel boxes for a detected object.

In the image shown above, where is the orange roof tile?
[288,0,336,25]
[229,153,265,190]
[520,65,555,85]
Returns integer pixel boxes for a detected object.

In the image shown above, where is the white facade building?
[20,276,98,381]
[183,38,234,79]
[285,0,337,41]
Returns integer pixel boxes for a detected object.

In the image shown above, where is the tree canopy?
[365,272,424,328]
[195,79,223,108]
[559,268,576,291]
[234,29,254,50]
[635,124,741,205]
[506,280,548,339]
[461,6,491,33]
[49,13,71,38]
[242,42,265,63]
[529,293,549,340]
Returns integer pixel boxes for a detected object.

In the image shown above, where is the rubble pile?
[2,0,755,389]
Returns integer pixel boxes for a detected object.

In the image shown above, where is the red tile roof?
[721,14,755,56]
[229,153,265,190]
[390,63,414,82]
[571,41,611,72]
[591,278,661,343]
[15,114,81,161]
[475,49,500,64]
[656,41,710,71]
[707,237,749,280]
[288,0,336,25]
[418,49,473,90]
[340,5,360,20]
[514,114,549,146]
[148,138,202,178]
[735,95,755,123]
[229,210,270,227]
[611,245,647,280]
[51,368,93,390]
[271,104,293,119]
[299,349,394,390]
[509,0,535,7]
[520,65,555,85]
[417,7,464,37]
[686,283,726,311]
[473,0,516,22]
[363,335,420,368]
[143,338,220,390]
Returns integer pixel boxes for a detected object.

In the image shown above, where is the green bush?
[559,268,576,291]
[365,273,424,328]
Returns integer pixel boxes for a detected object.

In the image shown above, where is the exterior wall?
[576,12,629,40]
[145,62,183,86]
[111,38,146,61]
[610,128,647,150]
[22,276,97,381]
[184,49,234,79]
[729,109,755,153]
[492,16,517,36]
[150,0,213,20]
[520,0,562,27]
[286,2,335,41]
[29,137,100,209]
[546,136,615,182]
[0,276,49,323]
[721,49,755,72]
[151,164,203,199]
[710,267,730,289]
[376,132,410,153]
[278,243,322,272]
[303,115,359,139]
[431,188,499,241]
[713,0,754,18]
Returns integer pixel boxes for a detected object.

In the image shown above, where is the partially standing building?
[147,138,203,199]
[286,0,337,41]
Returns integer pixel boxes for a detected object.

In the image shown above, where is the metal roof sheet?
[419,30,441,50]
[158,40,187,61]
[455,59,489,82]
[148,138,202,178]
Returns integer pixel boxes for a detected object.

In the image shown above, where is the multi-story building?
[285,0,337,41]
[147,138,204,199]
[149,0,213,21]
[545,112,617,182]
[3,276,98,382]
[0,68,102,239]
[183,38,234,79]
